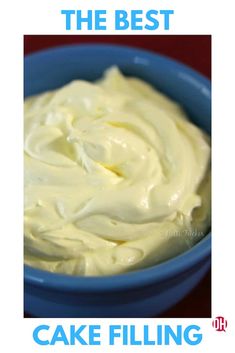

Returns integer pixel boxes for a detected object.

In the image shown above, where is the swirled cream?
[24,67,211,276]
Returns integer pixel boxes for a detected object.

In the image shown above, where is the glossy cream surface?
[24,67,211,276]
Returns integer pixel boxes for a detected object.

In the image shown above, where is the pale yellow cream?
[24,67,211,276]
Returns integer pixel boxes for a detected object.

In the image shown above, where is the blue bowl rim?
[24,44,211,293]
[25,234,211,292]
[24,43,211,89]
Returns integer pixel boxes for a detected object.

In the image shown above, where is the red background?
[24,35,211,318]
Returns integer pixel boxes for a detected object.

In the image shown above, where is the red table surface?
[24,35,211,318]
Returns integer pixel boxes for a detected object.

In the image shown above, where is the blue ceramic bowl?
[24,44,211,318]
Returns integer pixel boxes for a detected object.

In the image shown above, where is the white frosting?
[24,67,211,276]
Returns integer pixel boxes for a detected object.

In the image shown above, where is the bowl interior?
[24,44,211,288]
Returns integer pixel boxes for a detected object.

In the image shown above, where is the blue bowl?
[24,44,211,318]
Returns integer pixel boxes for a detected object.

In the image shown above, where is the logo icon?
[212,316,227,332]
